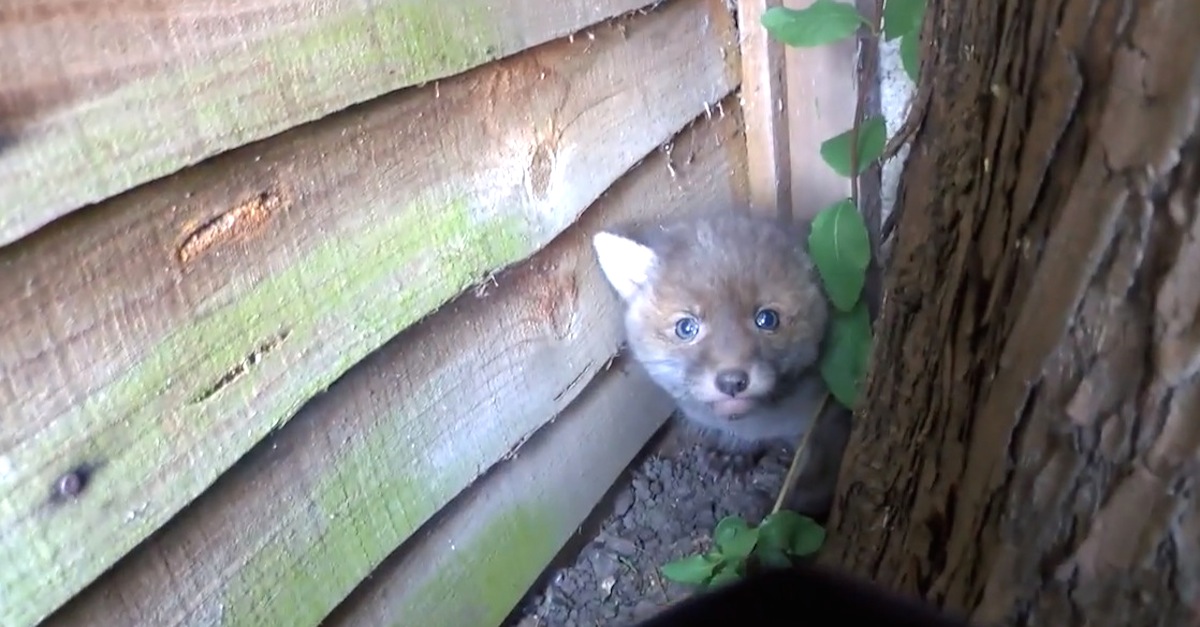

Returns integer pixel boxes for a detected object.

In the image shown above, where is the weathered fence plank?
[0,1,739,623]
[781,0,857,218]
[736,0,793,220]
[0,0,661,247]
[329,360,674,627]
[43,97,747,627]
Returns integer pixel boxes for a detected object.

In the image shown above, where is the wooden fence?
[0,0,855,624]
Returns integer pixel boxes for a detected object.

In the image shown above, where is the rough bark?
[822,1,1200,626]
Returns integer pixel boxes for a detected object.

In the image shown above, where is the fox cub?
[592,210,850,514]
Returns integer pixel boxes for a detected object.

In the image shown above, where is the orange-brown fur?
[592,209,851,514]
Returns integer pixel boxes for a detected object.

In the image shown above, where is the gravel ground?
[504,420,795,627]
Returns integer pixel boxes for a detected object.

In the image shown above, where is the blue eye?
[674,316,700,340]
[755,308,780,331]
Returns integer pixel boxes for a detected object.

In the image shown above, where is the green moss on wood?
[189,2,499,143]
[0,0,532,246]
[389,505,559,627]
[0,195,533,627]
[319,366,682,627]
[215,371,487,626]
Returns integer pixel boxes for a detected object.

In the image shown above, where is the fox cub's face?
[592,212,829,419]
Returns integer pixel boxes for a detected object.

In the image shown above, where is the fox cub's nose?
[715,369,750,396]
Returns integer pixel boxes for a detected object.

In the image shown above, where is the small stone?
[612,489,634,517]
[554,571,579,598]
[586,548,620,580]
[640,536,661,556]
[600,575,617,598]
[599,533,639,557]
[642,508,671,534]
[631,476,651,499]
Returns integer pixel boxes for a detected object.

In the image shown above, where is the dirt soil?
[504,420,793,627]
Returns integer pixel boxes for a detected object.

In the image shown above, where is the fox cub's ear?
[592,231,658,302]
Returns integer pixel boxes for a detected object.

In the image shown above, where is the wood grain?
[0,1,740,623]
[824,0,1200,624]
[0,0,659,247]
[735,0,794,220]
[326,361,675,627]
[781,0,856,219]
[43,97,747,627]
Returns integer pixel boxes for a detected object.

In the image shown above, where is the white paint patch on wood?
[879,35,916,227]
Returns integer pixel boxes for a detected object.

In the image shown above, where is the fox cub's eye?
[754,308,780,331]
[674,316,700,340]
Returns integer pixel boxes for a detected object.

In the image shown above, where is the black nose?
[715,369,749,397]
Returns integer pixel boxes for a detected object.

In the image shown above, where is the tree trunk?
[822,1,1200,625]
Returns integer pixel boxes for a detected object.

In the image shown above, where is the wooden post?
[781,0,857,221]
[736,0,794,222]
[737,0,863,223]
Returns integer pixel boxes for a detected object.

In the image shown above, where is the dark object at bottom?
[630,562,973,627]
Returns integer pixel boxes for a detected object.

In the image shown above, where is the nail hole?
[51,465,93,503]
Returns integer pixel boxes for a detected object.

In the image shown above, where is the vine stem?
[771,391,831,514]
[769,2,881,518]
[847,0,882,210]
[848,58,865,210]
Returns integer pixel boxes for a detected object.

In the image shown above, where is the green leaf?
[713,516,760,559]
[755,546,793,569]
[708,560,745,587]
[761,1,866,48]
[661,554,720,585]
[819,116,888,177]
[789,520,827,556]
[757,511,827,557]
[820,299,873,408]
[882,0,925,40]
[900,29,920,81]
[807,198,872,312]
[756,511,802,551]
